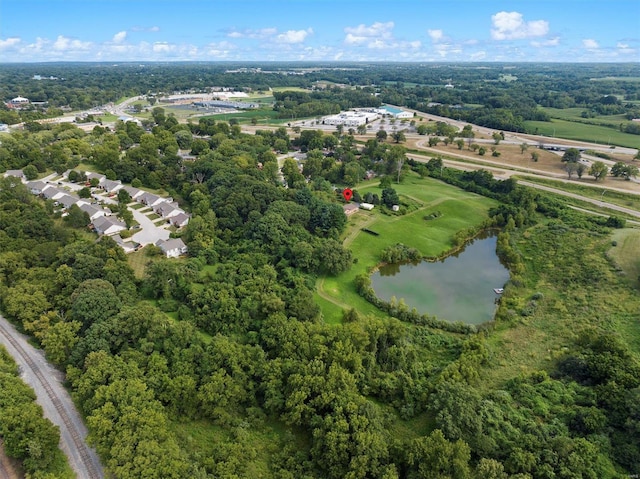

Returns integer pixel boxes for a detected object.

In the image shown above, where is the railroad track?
[0,321,102,479]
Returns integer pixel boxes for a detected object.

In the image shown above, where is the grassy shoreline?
[316,174,498,323]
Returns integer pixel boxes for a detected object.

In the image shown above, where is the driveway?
[130,207,170,245]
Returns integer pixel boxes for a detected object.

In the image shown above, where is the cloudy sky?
[1,0,638,62]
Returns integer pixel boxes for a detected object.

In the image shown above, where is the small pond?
[370,233,509,325]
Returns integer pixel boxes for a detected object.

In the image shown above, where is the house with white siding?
[79,203,109,221]
[93,216,126,236]
[26,180,48,195]
[122,186,144,200]
[139,192,168,208]
[153,202,183,219]
[41,185,67,200]
[156,238,188,258]
[170,212,190,228]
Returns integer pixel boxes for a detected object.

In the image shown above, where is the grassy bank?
[518,175,640,211]
[317,174,498,323]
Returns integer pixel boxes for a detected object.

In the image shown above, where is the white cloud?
[531,36,560,47]
[343,21,420,51]
[0,37,21,49]
[470,51,486,61]
[112,31,127,43]
[227,27,278,39]
[276,28,313,44]
[344,22,394,45]
[52,35,92,51]
[131,26,160,32]
[428,29,444,42]
[582,38,599,49]
[491,11,549,40]
[153,42,174,53]
[616,42,635,54]
[204,41,235,58]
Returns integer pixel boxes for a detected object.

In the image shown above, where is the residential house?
[343,203,360,216]
[41,185,67,200]
[156,238,188,258]
[139,192,168,208]
[55,194,81,209]
[3,169,25,180]
[153,202,183,219]
[100,179,123,194]
[122,185,144,200]
[112,234,138,254]
[79,203,108,221]
[86,172,106,184]
[170,212,190,228]
[93,216,127,236]
[25,180,48,195]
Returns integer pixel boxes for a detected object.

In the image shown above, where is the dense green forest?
[0,69,639,477]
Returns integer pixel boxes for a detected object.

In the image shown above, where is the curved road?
[0,315,104,479]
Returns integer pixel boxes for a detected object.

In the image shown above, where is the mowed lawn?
[317,174,498,323]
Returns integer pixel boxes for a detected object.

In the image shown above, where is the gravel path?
[0,315,104,479]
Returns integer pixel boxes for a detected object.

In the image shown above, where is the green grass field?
[525,118,640,149]
[609,229,640,286]
[541,107,629,125]
[317,175,498,323]
[196,108,281,124]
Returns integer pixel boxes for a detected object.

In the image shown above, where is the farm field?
[541,107,629,125]
[525,118,640,149]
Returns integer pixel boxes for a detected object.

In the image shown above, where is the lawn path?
[316,214,378,312]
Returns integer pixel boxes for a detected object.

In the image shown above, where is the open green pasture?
[609,228,640,286]
[317,175,498,323]
[541,107,629,125]
[483,221,640,388]
[525,118,640,149]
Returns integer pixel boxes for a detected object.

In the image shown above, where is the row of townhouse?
[26,180,128,236]
[75,172,191,228]
[5,170,189,257]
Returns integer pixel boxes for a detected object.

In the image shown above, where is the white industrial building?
[323,110,378,127]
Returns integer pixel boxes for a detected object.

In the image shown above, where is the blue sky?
[1,0,638,62]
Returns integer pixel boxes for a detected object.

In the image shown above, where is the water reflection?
[371,232,509,325]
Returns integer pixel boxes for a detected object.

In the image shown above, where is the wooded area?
[0,63,639,478]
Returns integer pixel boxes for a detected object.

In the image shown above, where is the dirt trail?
[0,441,19,479]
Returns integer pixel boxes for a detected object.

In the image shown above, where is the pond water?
[370,233,509,325]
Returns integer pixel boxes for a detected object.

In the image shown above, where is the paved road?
[406,151,640,221]
[0,315,104,479]
[518,181,640,219]
[131,207,170,245]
